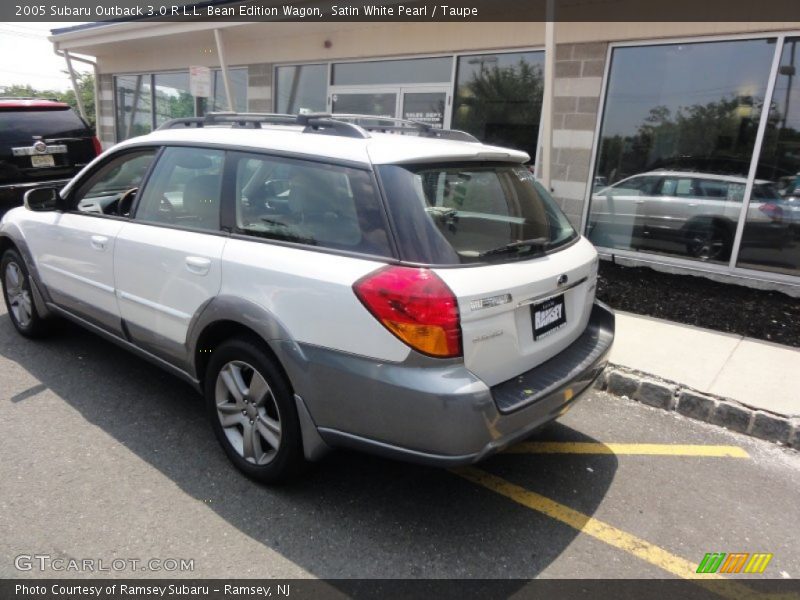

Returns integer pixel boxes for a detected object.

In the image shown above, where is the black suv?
[0,98,100,206]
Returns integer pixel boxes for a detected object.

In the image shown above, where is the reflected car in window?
[588,170,791,262]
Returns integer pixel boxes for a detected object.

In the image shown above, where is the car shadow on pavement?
[0,315,619,580]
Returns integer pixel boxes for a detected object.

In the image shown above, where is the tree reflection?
[453,59,544,159]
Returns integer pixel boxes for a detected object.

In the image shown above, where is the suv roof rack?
[157,111,369,139]
[157,112,480,142]
[330,114,480,142]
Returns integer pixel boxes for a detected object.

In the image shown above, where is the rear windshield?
[378,163,577,264]
[0,108,89,140]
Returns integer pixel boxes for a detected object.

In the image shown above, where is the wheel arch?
[189,297,330,462]
[188,295,304,393]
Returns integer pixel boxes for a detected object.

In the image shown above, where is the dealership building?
[49,14,800,293]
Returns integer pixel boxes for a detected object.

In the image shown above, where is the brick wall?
[247,63,272,112]
[96,73,116,148]
[549,42,607,228]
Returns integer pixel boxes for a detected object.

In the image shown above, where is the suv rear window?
[0,108,90,140]
[378,163,577,264]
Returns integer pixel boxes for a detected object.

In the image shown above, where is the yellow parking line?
[453,467,787,600]
[504,442,750,458]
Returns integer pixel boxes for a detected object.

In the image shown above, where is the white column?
[214,28,235,112]
[539,0,556,189]
[64,50,87,121]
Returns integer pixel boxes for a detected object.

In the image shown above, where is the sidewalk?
[601,310,800,447]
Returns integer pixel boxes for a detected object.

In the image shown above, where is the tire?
[204,336,305,483]
[1,248,50,338]
[685,222,732,262]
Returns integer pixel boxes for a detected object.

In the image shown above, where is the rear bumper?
[294,301,614,467]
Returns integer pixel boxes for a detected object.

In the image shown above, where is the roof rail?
[156,111,369,138]
[155,111,478,142]
[157,112,298,130]
[330,114,480,142]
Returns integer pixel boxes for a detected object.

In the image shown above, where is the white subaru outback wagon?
[1,113,614,482]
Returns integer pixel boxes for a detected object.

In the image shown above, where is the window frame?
[224,149,400,261]
[582,31,800,288]
[130,145,228,235]
[66,146,162,221]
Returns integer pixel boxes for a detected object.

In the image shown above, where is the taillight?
[91,136,102,156]
[353,265,462,358]
[759,202,784,222]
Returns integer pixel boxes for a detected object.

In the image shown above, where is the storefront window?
[332,57,452,86]
[276,64,327,114]
[154,72,193,127]
[587,39,776,264]
[208,68,248,113]
[452,51,544,160]
[737,37,800,276]
[116,68,248,140]
[115,75,153,139]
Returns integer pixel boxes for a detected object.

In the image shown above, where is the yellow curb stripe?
[504,442,750,458]
[453,467,790,600]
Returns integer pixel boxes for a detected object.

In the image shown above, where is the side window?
[135,146,224,232]
[660,177,696,197]
[72,150,156,216]
[233,153,392,257]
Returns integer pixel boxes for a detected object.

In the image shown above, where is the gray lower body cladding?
[287,301,615,467]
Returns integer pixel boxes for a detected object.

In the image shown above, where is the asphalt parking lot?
[1,301,799,588]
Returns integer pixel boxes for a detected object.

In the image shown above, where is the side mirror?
[24,187,61,212]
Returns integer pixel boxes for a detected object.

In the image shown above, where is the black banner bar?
[3,579,800,600]
[6,0,800,23]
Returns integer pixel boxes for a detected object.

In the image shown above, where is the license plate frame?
[31,155,55,168]
[531,294,567,340]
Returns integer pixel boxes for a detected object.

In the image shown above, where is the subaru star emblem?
[557,274,569,287]
[33,141,47,154]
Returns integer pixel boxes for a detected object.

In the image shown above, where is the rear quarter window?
[232,152,393,258]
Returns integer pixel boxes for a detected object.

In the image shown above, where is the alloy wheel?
[214,360,282,465]
[4,261,33,328]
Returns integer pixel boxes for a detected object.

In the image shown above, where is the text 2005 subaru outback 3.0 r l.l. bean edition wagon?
[0,113,614,482]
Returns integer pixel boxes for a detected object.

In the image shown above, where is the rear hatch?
[377,160,598,386]
[434,239,598,386]
[0,102,97,186]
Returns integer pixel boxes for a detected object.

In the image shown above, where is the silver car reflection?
[588,170,792,261]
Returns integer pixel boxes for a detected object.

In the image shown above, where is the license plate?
[31,155,55,168]
[532,294,567,340]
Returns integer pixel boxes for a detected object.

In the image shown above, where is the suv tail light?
[91,136,102,156]
[353,265,462,358]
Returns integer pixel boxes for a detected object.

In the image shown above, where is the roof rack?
[157,111,369,138]
[155,111,479,142]
[330,114,480,142]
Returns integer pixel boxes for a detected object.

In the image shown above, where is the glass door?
[329,85,451,128]
[400,86,450,129]
[330,88,399,117]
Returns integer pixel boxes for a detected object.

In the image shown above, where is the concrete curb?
[596,364,800,450]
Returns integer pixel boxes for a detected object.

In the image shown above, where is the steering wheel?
[116,187,138,217]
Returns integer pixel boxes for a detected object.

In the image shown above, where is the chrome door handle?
[635,200,645,204]
[185,256,211,276]
[90,235,108,250]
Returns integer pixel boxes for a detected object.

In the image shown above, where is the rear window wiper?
[479,237,549,259]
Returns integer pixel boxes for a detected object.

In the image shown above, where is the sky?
[0,22,91,92]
